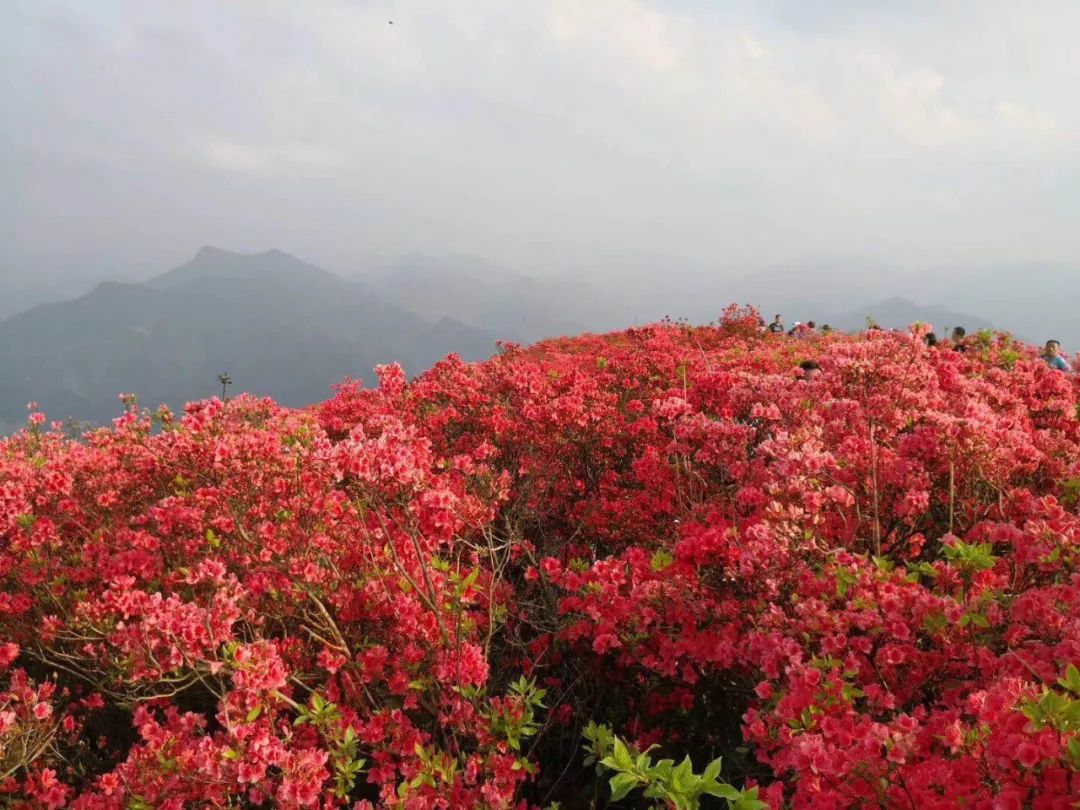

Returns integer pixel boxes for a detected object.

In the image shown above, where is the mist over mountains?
[0,246,1073,434]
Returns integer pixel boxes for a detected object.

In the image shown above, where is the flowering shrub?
[3,308,1080,807]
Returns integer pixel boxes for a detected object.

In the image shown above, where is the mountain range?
[0,247,1072,433]
[821,297,997,337]
[0,248,499,431]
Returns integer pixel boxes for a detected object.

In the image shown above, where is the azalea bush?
[3,307,1080,807]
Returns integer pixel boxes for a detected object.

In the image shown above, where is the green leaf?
[611,738,633,770]
[1067,737,1080,769]
[702,756,723,783]
[704,782,742,800]
[835,568,856,597]
[671,755,694,791]
[245,706,262,723]
[643,784,665,800]
[1061,699,1080,725]
[1061,664,1080,694]
[609,772,639,802]
[871,555,894,572]
[732,798,769,810]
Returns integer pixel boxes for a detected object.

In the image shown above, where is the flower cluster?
[2,312,1080,806]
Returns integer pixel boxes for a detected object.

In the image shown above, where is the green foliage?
[1021,664,1080,772]
[581,723,767,810]
[650,548,674,572]
[294,693,366,799]
[489,675,547,754]
[941,539,997,575]
[405,743,458,795]
[835,567,857,597]
[998,348,1021,370]
[1060,476,1080,508]
[330,726,365,799]
[905,561,939,583]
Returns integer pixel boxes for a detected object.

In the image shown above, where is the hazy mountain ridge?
[358,255,593,344]
[0,274,103,322]
[822,297,1000,338]
[2,248,1076,432]
[0,249,498,428]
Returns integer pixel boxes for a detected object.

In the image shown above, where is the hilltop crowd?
[762,313,1073,374]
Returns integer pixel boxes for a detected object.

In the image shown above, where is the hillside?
[0,248,496,427]
[0,271,99,322]
[3,312,1078,806]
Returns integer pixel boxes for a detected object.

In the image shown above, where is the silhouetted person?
[768,314,785,334]
[821,324,833,334]
[1042,340,1071,371]
[925,332,938,347]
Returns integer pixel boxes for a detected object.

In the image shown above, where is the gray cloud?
[4,0,1080,280]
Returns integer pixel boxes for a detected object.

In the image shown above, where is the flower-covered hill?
[3,307,1080,808]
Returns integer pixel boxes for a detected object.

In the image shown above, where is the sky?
[4,0,1080,282]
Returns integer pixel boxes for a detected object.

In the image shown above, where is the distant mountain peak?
[824,297,998,335]
[876,295,916,307]
[191,245,292,261]
[0,248,497,428]
[151,246,338,290]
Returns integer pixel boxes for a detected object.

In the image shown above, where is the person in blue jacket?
[1042,340,1071,371]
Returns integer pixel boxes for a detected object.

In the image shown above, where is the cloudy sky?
[3,0,1079,280]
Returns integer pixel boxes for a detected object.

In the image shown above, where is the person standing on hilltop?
[951,326,968,352]
[788,321,814,339]
[768,314,785,334]
[1042,340,1071,371]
